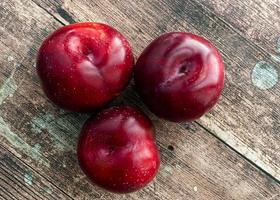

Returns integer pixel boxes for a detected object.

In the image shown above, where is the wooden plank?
[1,93,280,200]
[30,0,280,181]
[195,0,280,53]
[0,145,71,200]
[0,0,279,199]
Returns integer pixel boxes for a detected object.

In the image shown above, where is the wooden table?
[0,0,279,199]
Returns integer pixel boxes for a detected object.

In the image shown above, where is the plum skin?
[134,32,225,122]
[77,106,160,193]
[37,22,134,112]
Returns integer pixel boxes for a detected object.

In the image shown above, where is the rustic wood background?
[0,0,279,199]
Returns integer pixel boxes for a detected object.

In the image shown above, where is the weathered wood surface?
[197,0,280,53]
[31,0,280,181]
[0,0,279,199]
[0,145,71,199]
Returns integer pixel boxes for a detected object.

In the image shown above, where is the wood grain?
[0,145,71,200]
[31,0,280,181]
[0,0,279,199]
[196,0,280,53]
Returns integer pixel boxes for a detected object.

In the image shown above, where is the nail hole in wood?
[168,145,174,151]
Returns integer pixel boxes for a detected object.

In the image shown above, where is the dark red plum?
[134,32,224,122]
[77,106,160,193]
[37,22,134,112]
